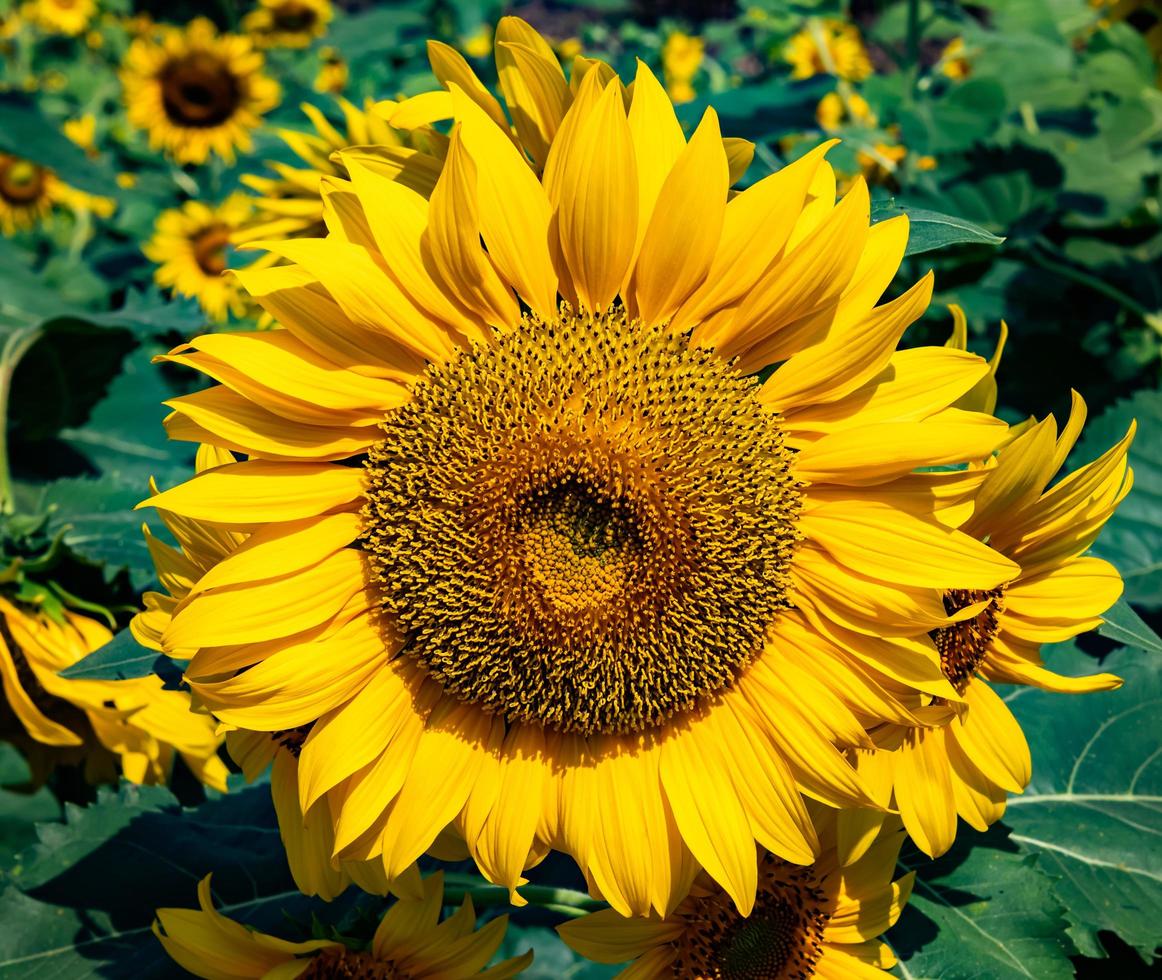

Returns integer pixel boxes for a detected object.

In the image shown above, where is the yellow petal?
[894,727,958,858]
[626,60,685,264]
[632,108,727,326]
[495,35,571,169]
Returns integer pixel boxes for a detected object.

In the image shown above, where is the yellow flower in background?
[121,17,280,165]
[662,31,704,103]
[857,141,907,185]
[155,870,533,979]
[63,113,99,156]
[916,153,938,171]
[142,17,1020,919]
[0,598,227,791]
[22,0,95,36]
[561,813,912,978]
[236,98,431,244]
[939,37,972,79]
[462,24,493,58]
[815,90,877,131]
[0,152,113,234]
[786,18,873,81]
[555,35,583,62]
[312,45,347,93]
[242,0,332,50]
[143,195,254,322]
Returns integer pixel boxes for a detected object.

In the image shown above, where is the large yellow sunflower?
[846,385,1134,859]
[121,17,280,165]
[144,194,255,323]
[242,0,332,50]
[21,0,95,36]
[560,811,911,978]
[155,869,533,979]
[235,98,439,245]
[0,595,227,790]
[141,18,1019,918]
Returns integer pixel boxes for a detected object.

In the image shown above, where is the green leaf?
[498,926,621,980]
[326,4,427,61]
[1002,643,1162,962]
[58,629,176,681]
[0,747,59,874]
[890,826,1076,979]
[897,78,1008,154]
[0,782,351,978]
[1097,598,1162,656]
[871,202,1005,256]
[0,94,120,198]
[1072,389,1162,610]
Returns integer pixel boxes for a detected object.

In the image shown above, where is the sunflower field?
[0,0,1159,975]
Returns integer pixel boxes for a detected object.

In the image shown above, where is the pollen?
[932,587,1006,691]
[362,306,801,736]
[675,854,830,979]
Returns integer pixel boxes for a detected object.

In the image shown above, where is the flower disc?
[362,308,801,735]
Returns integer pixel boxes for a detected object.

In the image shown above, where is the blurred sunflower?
[661,31,704,103]
[312,46,346,93]
[144,17,1018,918]
[235,99,420,245]
[0,595,227,790]
[132,445,414,900]
[21,0,95,36]
[121,17,280,165]
[938,37,972,80]
[144,194,254,322]
[0,152,113,235]
[786,18,873,82]
[242,0,332,50]
[815,91,876,132]
[155,870,533,979]
[561,812,912,978]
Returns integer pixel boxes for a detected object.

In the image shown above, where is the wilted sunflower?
[121,17,280,165]
[0,596,227,790]
[143,18,1018,917]
[786,19,873,82]
[561,812,912,978]
[235,98,439,245]
[144,195,254,322]
[155,870,533,979]
[242,0,332,49]
[21,0,95,36]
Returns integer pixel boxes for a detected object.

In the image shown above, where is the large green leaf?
[889,826,1076,979]
[871,202,1005,256]
[1003,643,1162,962]
[0,94,120,197]
[58,628,177,682]
[0,783,345,978]
[1072,390,1162,610]
[0,747,59,874]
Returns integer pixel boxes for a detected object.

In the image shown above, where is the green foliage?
[1003,643,1162,963]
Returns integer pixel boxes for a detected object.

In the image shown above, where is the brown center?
[299,947,400,980]
[931,587,1006,691]
[159,54,240,128]
[0,157,48,205]
[674,855,830,979]
[273,1,318,31]
[191,224,231,276]
[271,724,312,757]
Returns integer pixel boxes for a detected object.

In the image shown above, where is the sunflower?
[144,195,255,322]
[121,17,280,165]
[662,31,704,104]
[22,0,95,36]
[133,445,419,899]
[313,46,347,94]
[786,19,873,82]
[142,18,1019,918]
[0,596,227,790]
[848,347,1134,858]
[242,0,332,49]
[155,869,534,979]
[560,811,911,978]
[938,37,972,80]
[235,98,434,246]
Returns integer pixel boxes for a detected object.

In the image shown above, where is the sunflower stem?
[0,325,43,516]
[440,873,602,918]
